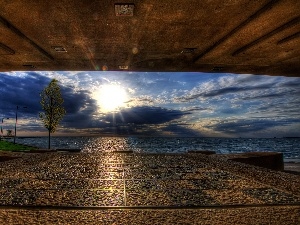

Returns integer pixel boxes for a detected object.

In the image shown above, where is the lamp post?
[14,106,27,144]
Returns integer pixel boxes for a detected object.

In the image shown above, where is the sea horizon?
[6,136,300,160]
[8,135,300,139]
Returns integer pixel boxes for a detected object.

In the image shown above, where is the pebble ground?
[0,151,299,224]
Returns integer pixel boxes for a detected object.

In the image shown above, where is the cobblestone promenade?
[0,152,299,224]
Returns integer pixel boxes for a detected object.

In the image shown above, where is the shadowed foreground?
[0,151,299,224]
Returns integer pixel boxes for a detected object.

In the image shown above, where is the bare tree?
[39,79,66,149]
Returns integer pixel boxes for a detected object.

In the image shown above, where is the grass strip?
[0,140,37,151]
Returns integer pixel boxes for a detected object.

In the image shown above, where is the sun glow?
[94,85,128,112]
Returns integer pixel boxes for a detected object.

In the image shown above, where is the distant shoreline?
[5,136,300,139]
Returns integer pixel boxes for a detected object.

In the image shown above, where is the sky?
[0,71,299,138]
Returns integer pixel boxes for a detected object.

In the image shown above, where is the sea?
[9,136,300,160]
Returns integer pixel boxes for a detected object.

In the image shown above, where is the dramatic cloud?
[207,118,300,134]
[103,106,189,125]
[60,88,98,128]
[0,72,50,116]
[0,71,299,137]
[174,76,278,102]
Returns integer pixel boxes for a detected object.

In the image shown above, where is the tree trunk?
[48,129,51,149]
[48,97,53,149]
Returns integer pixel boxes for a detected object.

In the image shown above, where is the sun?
[93,85,128,112]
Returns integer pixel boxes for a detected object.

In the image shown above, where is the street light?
[14,106,27,144]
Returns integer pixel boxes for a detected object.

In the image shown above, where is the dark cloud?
[125,97,154,104]
[177,83,276,102]
[162,124,204,137]
[241,93,284,100]
[279,79,300,88]
[60,87,98,128]
[0,72,51,117]
[219,108,240,114]
[184,107,210,112]
[206,118,300,134]
[0,72,99,132]
[202,86,261,97]
[104,106,189,125]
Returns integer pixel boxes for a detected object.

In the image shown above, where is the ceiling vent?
[119,65,129,70]
[52,46,67,52]
[23,64,35,68]
[212,66,224,71]
[115,4,134,16]
[181,48,197,53]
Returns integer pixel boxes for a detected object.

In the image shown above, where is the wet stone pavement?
[0,152,299,224]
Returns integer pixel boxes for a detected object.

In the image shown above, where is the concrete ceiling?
[0,0,299,76]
